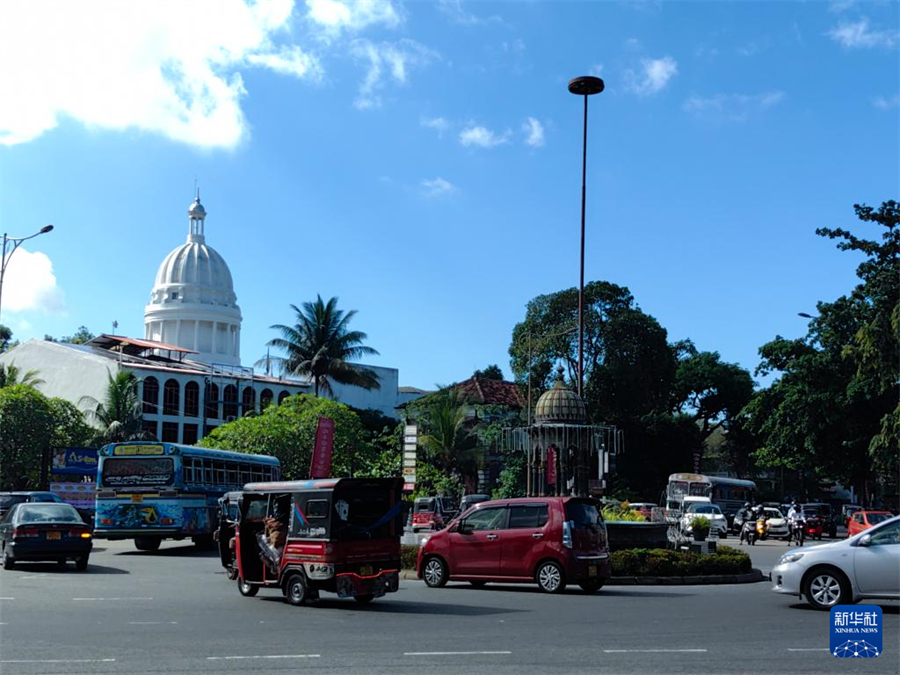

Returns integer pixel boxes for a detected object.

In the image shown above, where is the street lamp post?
[568,76,604,398]
[0,225,54,321]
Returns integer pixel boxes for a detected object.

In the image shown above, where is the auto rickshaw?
[216,491,241,580]
[230,477,403,606]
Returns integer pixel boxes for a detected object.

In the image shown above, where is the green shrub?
[609,547,751,577]
[689,515,711,532]
[401,544,419,570]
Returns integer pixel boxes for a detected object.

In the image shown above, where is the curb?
[400,569,765,585]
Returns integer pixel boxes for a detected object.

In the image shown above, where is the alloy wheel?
[810,574,842,607]
[538,563,562,593]
[423,558,446,587]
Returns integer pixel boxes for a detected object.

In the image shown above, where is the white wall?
[326,364,401,418]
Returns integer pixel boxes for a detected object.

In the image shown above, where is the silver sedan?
[771,515,900,610]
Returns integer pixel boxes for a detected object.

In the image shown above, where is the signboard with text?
[310,417,335,479]
[51,447,99,476]
[402,423,417,492]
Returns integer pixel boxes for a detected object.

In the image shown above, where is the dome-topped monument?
[144,193,242,365]
[534,366,586,424]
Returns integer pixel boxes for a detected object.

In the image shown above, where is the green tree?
[416,388,481,493]
[0,324,12,352]
[0,362,44,389]
[80,370,152,444]
[746,201,899,502]
[61,326,95,345]
[0,385,53,490]
[474,364,504,380]
[49,398,97,448]
[263,295,380,397]
[200,394,376,479]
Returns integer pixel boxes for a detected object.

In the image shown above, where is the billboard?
[51,447,99,476]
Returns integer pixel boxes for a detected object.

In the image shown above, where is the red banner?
[547,445,557,486]
[311,417,335,479]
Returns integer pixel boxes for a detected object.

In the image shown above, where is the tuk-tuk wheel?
[284,572,308,606]
[237,577,259,597]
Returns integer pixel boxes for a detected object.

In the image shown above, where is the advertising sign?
[402,423,417,492]
[311,417,335,479]
[113,444,165,456]
[50,482,97,510]
[51,447,99,476]
[547,446,557,485]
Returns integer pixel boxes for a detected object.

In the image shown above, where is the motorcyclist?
[787,502,803,544]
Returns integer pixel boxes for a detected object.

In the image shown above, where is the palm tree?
[80,370,154,443]
[263,295,381,396]
[417,388,482,493]
[0,362,44,389]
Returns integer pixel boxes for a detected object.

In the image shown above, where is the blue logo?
[830,605,882,658]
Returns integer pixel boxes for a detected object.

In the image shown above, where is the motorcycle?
[740,519,757,545]
[756,516,770,542]
[788,517,806,546]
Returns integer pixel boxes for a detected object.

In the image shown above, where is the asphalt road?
[0,539,897,675]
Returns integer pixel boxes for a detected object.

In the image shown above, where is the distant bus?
[94,442,280,551]
[663,473,756,523]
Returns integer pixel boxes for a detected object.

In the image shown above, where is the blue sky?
[1,0,897,389]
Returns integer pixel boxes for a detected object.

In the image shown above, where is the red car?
[416,496,610,594]
[847,510,893,537]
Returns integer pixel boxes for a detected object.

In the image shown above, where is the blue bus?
[95,442,280,551]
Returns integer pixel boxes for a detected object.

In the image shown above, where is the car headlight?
[420,536,430,546]
[778,552,804,565]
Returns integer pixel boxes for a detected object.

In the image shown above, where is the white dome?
[151,241,236,306]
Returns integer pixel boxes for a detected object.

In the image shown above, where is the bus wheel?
[237,577,259,597]
[284,572,307,606]
[134,537,161,551]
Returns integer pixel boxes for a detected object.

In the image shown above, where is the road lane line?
[404,651,512,656]
[0,597,14,600]
[206,655,321,660]
[1,659,116,664]
[128,621,178,625]
[787,648,829,652]
[603,649,708,653]
[72,597,153,601]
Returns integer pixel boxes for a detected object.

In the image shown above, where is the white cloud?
[459,125,510,148]
[522,117,545,147]
[305,0,401,35]
[421,116,450,137]
[683,91,784,122]
[437,0,502,26]
[351,39,438,110]
[625,56,678,96]
[827,18,899,49]
[590,63,604,77]
[421,177,457,197]
[0,0,322,149]
[1,248,65,313]
[874,94,900,110]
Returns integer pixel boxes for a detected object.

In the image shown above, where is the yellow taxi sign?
[113,444,165,456]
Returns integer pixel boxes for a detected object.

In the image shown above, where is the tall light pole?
[0,225,54,322]
[568,76,604,397]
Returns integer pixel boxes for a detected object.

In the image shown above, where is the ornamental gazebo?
[505,367,622,498]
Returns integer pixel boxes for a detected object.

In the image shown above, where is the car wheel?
[354,594,375,605]
[284,572,307,606]
[134,537,161,552]
[422,556,448,588]
[469,580,487,588]
[75,556,89,571]
[2,545,14,570]
[237,577,259,597]
[803,567,850,610]
[535,560,566,594]
[578,580,603,593]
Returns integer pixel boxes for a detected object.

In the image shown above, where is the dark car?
[0,491,65,519]
[417,496,610,594]
[0,502,93,570]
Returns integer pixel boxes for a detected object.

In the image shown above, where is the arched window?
[163,379,180,416]
[142,377,159,415]
[278,390,290,404]
[184,381,199,418]
[223,384,238,420]
[260,388,273,410]
[241,387,255,416]
[205,383,219,420]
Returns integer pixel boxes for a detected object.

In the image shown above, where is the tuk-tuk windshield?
[414,498,435,513]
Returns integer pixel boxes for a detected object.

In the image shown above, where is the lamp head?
[40,225,54,234]
[568,76,605,96]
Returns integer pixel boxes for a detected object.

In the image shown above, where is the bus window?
[183,457,194,484]
[689,482,710,497]
[251,467,263,483]
[671,481,688,497]
[239,464,251,486]
[213,461,226,486]
[226,462,238,487]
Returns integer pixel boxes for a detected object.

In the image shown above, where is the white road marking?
[787,648,829,652]
[128,621,178,625]
[603,649,708,653]
[404,651,512,656]
[0,597,14,600]
[206,655,321,660]
[1,659,116,664]
[72,597,153,601]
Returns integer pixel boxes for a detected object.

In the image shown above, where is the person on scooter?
[787,502,802,544]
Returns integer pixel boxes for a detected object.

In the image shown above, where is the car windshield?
[687,504,721,515]
[17,504,82,523]
[867,513,891,525]
[0,495,28,509]
[765,508,784,518]
[414,499,435,513]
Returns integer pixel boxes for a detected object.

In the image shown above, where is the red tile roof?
[454,376,525,408]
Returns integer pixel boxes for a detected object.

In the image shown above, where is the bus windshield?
[101,458,175,487]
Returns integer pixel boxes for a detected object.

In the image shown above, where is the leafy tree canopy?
[474,364,504,380]
[61,326,95,345]
[0,385,53,490]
